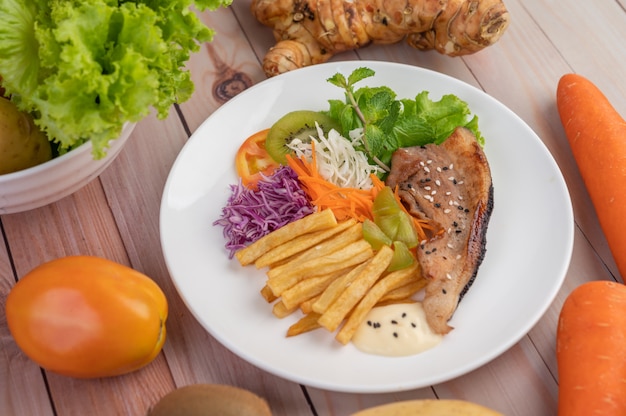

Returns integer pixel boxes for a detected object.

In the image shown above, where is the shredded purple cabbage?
[214,166,315,258]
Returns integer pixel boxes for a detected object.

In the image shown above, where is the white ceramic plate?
[160,61,574,393]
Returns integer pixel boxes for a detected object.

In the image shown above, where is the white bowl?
[0,123,136,214]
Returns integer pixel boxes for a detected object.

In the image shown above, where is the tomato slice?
[235,128,280,189]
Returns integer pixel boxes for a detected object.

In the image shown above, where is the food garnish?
[287,122,384,189]
[265,110,340,165]
[286,148,383,223]
[214,165,314,258]
[235,128,280,189]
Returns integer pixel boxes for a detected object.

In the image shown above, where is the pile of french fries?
[235,209,427,345]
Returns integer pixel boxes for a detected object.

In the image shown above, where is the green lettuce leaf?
[0,0,231,158]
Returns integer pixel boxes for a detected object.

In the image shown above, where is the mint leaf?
[327,73,347,89]
[356,87,396,125]
[348,67,375,85]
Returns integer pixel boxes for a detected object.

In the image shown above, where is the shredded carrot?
[287,152,378,222]
[286,145,432,240]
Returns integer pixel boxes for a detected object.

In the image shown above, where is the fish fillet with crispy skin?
[385,127,494,334]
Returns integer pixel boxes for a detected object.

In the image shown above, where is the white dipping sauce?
[352,302,442,356]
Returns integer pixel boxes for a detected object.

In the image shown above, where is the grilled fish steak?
[385,127,494,334]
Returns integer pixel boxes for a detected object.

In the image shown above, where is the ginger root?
[251,0,510,77]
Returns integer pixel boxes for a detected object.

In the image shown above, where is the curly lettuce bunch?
[0,0,231,157]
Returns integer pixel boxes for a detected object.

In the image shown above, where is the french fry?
[378,277,428,303]
[287,312,322,337]
[260,284,277,303]
[274,221,363,267]
[299,295,321,314]
[335,263,420,344]
[235,209,337,266]
[317,245,394,333]
[375,298,418,307]
[266,239,373,296]
[254,219,357,269]
[242,204,431,344]
[312,261,369,314]
[272,300,298,318]
[280,269,348,310]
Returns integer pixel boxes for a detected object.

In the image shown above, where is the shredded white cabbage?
[287,123,384,189]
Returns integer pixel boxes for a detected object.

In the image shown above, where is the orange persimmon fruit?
[5,255,168,378]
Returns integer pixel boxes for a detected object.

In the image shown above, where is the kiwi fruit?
[147,384,272,416]
[265,110,341,164]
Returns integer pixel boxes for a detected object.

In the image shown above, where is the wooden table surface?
[2,1,626,415]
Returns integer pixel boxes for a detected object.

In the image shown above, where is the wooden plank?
[308,386,436,415]
[528,226,617,381]
[521,0,626,111]
[512,0,626,280]
[179,6,267,133]
[435,338,558,416]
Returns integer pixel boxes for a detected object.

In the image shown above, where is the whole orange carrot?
[556,280,626,415]
[557,73,626,279]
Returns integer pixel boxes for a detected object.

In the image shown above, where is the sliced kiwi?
[265,110,341,164]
